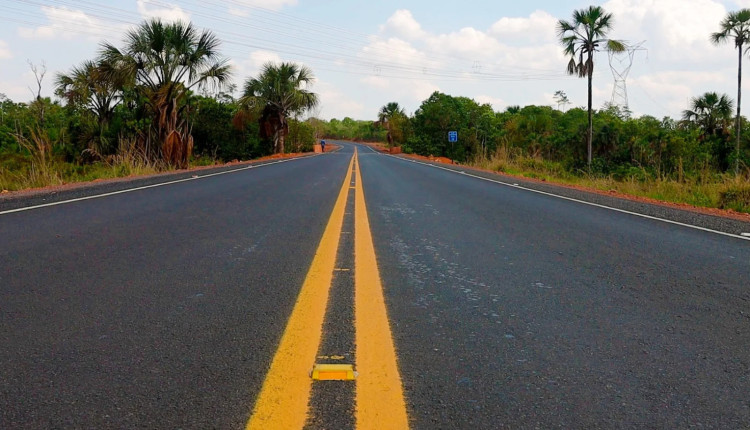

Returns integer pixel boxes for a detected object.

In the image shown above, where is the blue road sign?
[448,131,458,142]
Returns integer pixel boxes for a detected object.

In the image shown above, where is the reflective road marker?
[311,364,357,381]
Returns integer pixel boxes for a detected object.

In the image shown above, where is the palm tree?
[558,6,625,167]
[100,19,231,167]
[682,92,734,137]
[240,62,319,154]
[711,9,750,174]
[55,60,126,156]
[55,60,125,130]
[378,102,405,146]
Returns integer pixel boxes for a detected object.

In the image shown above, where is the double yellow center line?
[246,149,409,429]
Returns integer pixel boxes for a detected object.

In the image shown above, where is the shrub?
[718,185,750,212]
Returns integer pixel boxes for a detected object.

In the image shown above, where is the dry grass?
[469,147,750,214]
[0,136,165,192]
[14,127,64,187]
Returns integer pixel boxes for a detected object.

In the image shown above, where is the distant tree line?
[342,91,746,182]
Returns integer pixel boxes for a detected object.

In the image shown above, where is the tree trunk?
[737,44,743,175]
[278,133,285,154]
[587,52,594,167]
[277,112,287,154]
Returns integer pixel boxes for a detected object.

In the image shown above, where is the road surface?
[1,142,749,429]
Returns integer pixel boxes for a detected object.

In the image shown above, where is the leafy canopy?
[682,92,734,136]
[241,62,319,118]
[711,9,750,49]
[100,19,231,100]
[557,6,625,78]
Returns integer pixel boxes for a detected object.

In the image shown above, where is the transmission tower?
[608,41,646,111]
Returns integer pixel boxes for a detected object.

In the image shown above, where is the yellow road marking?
[245,154,355,430]
[354,149,410,429]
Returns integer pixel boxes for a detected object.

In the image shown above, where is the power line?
[2,0,576,84]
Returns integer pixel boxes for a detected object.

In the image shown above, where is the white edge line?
[0,156,315,215]
[391,155,750,242]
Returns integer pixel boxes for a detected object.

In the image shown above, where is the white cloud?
[228,7,251,17]
[475,95,507,111]
[361,37,433,68]
[409,79,441,102]
[380,10,426,40]
[18,26,55,40]
[17,6,110,40]
[0,40,11,59]
[137,0,190,22]
[361,76,390,89]
[631,70,731,111]
[489,10,558,44]
[603,0,728,63]
[359,8,569,108]
[233,50,283,79]
[316,80,365,120]
[426,27,505,61]
[249,50,283,67]
[0,78,29,102]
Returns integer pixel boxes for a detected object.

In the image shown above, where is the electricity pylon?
[608,41,646,111]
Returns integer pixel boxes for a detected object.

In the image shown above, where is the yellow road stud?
[310,364,357,381]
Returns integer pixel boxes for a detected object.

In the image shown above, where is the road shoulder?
[393,154,750,237]
[0,154,317,212]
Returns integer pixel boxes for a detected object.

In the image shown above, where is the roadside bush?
[718,184,750,212]
[611,164,650,182]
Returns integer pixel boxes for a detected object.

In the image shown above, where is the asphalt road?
[0,150,352,428]
[2,142,749,429]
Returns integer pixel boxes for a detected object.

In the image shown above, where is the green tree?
[55,60,127,156]
[711,9,750,174]
[682,92,734,137]
[55,60,123,130]
[410,92,461,158]
[558,5,625,167]
[553,90,570,111]
[101,19,231,167]
[409,92,491,162]
[683,92,734,170]
[240,62,319,154]
[377,102,406,146]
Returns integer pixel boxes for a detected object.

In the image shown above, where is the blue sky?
[1,0,749,121]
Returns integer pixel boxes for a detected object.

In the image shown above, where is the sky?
[2,0,750,121]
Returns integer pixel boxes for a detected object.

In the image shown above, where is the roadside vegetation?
[2,6,750,214]
[0,19,317,192]
[343,94,750,214]
[320,6,750,214]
